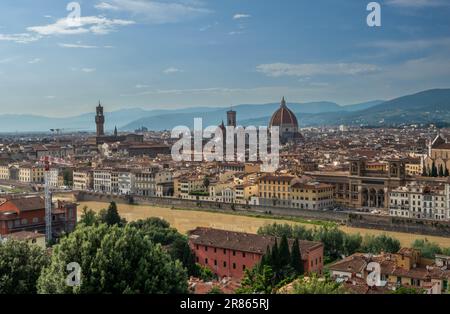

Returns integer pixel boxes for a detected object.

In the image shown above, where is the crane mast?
[44,164,52,244]
[40,156,72,245]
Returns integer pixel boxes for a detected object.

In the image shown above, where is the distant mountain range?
[0,88,449,133]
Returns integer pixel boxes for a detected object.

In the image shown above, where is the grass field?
[77,201,450,249]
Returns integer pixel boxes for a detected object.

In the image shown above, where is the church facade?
[424,134,450,177]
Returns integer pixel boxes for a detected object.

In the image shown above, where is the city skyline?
[0,0,449,116]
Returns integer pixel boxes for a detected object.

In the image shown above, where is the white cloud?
[59,43,98,49]
[71,67,97,73]
[386,0,449,7]
[256,62,380,77]
[81,68,96,73]
[0,33,41,44]
[94,2,120,10]
[95,0,212,24]
[28,58,42,64]
[45,95,56,99]
[233,13,251,20]
[135,84,149,88]
[0,57,15,64]
[27,16,135,36]
[163,67,183,74]
[229,31,244,36]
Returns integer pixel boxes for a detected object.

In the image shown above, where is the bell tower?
[227,107,236,127]
[95,102,105,136]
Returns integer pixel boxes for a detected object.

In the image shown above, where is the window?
[242,265,246,271]
[223,249,226,254]
[205,246,208,252]
[196,245,199,250]
[205,258,208,264]
[214,260,217,266]
[233,250,236,256]
[233,263,236,269]
[214,248,217,253]
[223,261,227,267]
[242,252,246,258]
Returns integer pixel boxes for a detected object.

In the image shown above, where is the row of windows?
[196,245,247,257]
[198,258,247,271]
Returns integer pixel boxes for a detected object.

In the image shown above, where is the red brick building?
[188,227,324,279]
[0,196,77,238]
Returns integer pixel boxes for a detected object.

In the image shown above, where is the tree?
[422,166,428,177]
[289,274,346,294]
[0,240,49,294]
[445,167,450,177]
[290,238,303,275]
[439,164,445,177]
[411,239,443,259]
[278,235,291,267]
[342,233,363,257]
[208,286,224,294]
[130,218,199,277]
[361,234,400,254]
[236,265,275,294]
[203,177,210,189]
[63,169,73,186]
[431,161,438,177]
[78,206,98,226]
[37,224,188,294]
[313,226,345,262]
[103,201,125,226]
[270,239,280,272]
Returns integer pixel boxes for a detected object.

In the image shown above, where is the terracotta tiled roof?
[0,196,44,212]
[188,227,322,256]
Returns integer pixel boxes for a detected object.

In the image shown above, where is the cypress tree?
[261,245,271,267]
[270,239,279,272]
[445,167,449,177]
[290,238,304,275]
[439,164,444,177]
[431,162,438,177]
[104,201,122,226]
[422,166,428,177]
[279,235,291,267]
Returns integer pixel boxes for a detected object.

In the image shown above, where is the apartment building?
[389,183,449,220]
[18,164,45,183]
[47,167,66,188]
[174,176,206,199]
[0,164,10,180]
[291,182,335,210]
[73,169,93,191]
[93,169,112,193]
[117,170,135,195]
[258,175,296,208]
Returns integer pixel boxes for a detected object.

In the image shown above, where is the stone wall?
[75,192,450,237]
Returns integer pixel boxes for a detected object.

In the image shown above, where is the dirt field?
[77,201,450,248]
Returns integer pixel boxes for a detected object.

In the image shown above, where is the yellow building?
[18,164,45,183]
[291,182,334,210]
[366,162,387,172]
[258,175,295,207]
[405,158,423,176]
[0,164,10,180]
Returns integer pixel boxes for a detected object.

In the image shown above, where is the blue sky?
[0,0,449,116]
